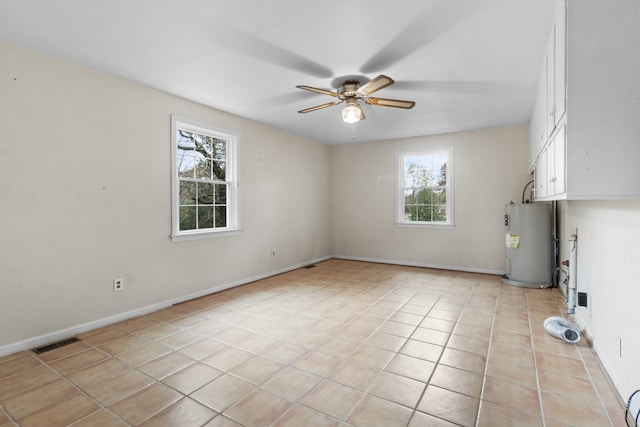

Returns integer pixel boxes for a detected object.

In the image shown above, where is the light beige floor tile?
[535,352,588,379]
[67,359,129,388]
[261,341,309,365]
[294,350,343,376]
[139,397,217,427]
[0,365,60,401]
[138,351,195,380]
[2,378,76,419]
[109,383,182,425]
[272,405,339,427]
[385,353,436,383]
[0,353,41,380]
[115,342,172,367]
[263,367,322,400]
[97,334,150,356]
[191,374,256,412]
[348,345,395,369]
[485,355,537,388]
[446,334,489,356]
[177,338,227,361]
[347,394,413,427]
[417,385,479,427]
[438,347,486,374]
[162,362,223,395]
[49,349,109,375]
[35,341,91,363]
[430,364,483,398]
[477,401,543,427]
[229,356,285,385]
[540,391,611,426]
[201,346,255,372]
[301,380,363,420]
[223,389,293,427]
[368,371,426,408]
[364,332,406,352]
[538,369,600,404]
[482,376,540,416]
[410,327,450,346]
[72,409,129,426]
[18,393,100,427]
[81,368,154,406]
[409,411,460,427]
[0,260,626,427]
[203,415,244,426]
[328,360,380,391]
[399,340,444,363]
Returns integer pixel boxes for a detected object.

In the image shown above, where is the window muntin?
[397,148,453,226]
[171,117,239,241]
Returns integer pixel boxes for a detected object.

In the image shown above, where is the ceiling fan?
[296,75,415,124]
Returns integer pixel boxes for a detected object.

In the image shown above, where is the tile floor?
[0,259,626,426]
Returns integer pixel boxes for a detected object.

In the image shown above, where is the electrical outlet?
[616,336,622,358]
[113,278,124,292]
[271,249,277,258]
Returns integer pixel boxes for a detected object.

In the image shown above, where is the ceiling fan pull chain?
[352,123,356,140]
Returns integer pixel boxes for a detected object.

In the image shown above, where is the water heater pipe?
[567,233,577,314]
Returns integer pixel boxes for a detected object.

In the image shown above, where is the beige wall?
[558,200,640,402]
[330,125,532,273]
[0,41,332,350]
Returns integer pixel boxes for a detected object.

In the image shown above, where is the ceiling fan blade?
[357,75,395,97]
[365,97,416,109]
[298,100,343,113]
[296,85,339,97]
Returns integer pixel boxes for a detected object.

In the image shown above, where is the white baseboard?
[332,255,506,276]
[573,310,628,410]
[0,255,331,357]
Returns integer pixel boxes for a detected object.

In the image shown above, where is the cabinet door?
[535,148,548,199]
[545,41,555,137]
[553,124,566,195]
[529,67,547,169]
[554,1,566,126]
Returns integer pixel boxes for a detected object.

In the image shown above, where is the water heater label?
[506,233,520,248]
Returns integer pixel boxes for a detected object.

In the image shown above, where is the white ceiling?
[0,0,558,145]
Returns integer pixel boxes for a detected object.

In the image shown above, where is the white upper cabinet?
[531,0,640,200]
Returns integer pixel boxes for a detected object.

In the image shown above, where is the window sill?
[395,222,455,230]
[171,229,242,242]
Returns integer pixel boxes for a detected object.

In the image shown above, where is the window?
[171,116,240,241]
[397,148,453,227]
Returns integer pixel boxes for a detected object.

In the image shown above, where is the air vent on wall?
[32,337,81,354]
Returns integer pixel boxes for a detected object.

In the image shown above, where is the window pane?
[404,189,415,205]
[197,182,214,205]
[177,130,197,149]
[433,189,446,204]
[198,206,214,229]
[433,206,447,222]
[199,136,214,157]
[177,153,195,178]
[194,155,211,179]
[179,206,196,230]
[213,161,226,180]
[215,184,227,204]
[215,206,227,228]
[417,206,431,222]
[404,206,417,221]
[213,140,226,161]
[179,181,197,205]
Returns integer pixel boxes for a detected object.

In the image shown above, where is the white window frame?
[396,147,454,228]
[171,115,241,242]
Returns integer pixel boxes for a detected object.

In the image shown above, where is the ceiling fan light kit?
[296,74,415,125]
[342,99,364,124]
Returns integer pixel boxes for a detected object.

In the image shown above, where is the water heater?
[502,203,552,288]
